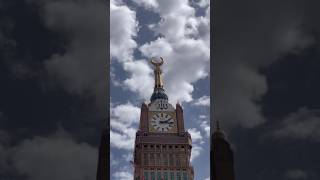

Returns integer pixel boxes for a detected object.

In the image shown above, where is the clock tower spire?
[133,57,194,180]
[150,57,168,103]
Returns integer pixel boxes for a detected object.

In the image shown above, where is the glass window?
[144,171,148,180]
[183,172,188,180]
[164,172,168,180]
[163,154,168,166]
[169,154,174,166]
[157,153,161,166]
[144,153,148,166]
[176,155,181,167]
[170,172,175,180]
[150,154,155,166]
[151,172,155,180]
[181,155,186,167]
[177,172,181,180]
[157,171,161,180]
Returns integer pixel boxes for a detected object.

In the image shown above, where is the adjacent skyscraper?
[133,57,194,180]
[211,121,235,180]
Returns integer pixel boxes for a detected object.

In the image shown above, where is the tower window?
[150,154,155,166]
[157,171,161,180]
[183,171,188,180]
[164,171,168,180]
[163,153,168,166]
[176,155,181,167]
[170,172,174,180]
[144,171,149,180]
[144,153,148,166]
[156,153,161,166]
[177,172,181,180]
[169,154,174,166]
[151,172,155,180]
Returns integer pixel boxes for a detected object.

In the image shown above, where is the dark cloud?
[273,108,320,140]
[213,0,320,179]
[213,0,319,129]
[0,128,98,180]
[27,0,108,117]
[0,1,107,179]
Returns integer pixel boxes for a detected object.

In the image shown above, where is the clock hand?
[162,118,173,123]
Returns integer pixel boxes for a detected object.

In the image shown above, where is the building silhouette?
[133,57,194,180]
[96,125,108,180]
[211,121,235,180]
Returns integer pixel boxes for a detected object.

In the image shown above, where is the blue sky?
[110,0,210,179]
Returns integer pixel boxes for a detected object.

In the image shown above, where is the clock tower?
[133,57,194,180]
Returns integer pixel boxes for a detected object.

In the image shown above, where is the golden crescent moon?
[151,57,164,66]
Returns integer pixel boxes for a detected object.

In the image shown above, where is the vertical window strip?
[170,171,175,180]
[177,171,181,180]
[151,171,155,180]
[144,171,149,180]
[164,171,168,180]
[157,171,161,180]
[183,171,188,180]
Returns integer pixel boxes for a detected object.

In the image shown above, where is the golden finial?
[150,57,164,89]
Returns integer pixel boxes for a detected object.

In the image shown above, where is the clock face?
[150,112,175,132]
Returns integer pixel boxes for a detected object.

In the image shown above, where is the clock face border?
[148,111,177,133]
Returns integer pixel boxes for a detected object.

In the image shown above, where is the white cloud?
[136,0,210,103]
[110,0,210,104]
[111,102,140,125]
[113,170,133,180]
[110,128,136,150]
[204,177,210,180]
[110,153,120,166]
[132,0,159,9]
[199,115,207,119]
[190,144,202,162]
[199,119,210,138]
[194,0,210,8]
[110,102,140,150]
[193,95,210,106]
[188,128,204,162]
[110,0,138,62]
[273,108,320,140]
[188,128,204,144]
[123,60,154,100]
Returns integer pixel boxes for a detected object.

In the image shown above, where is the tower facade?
[133,57,194,180]
[211,121,235,180]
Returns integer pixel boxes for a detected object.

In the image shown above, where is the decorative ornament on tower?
[150,57,168,103]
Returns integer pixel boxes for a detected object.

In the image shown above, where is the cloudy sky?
[110,0,210,179]
[214,0,320,179]
[1,0,320,180]
[0,0,107,179]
